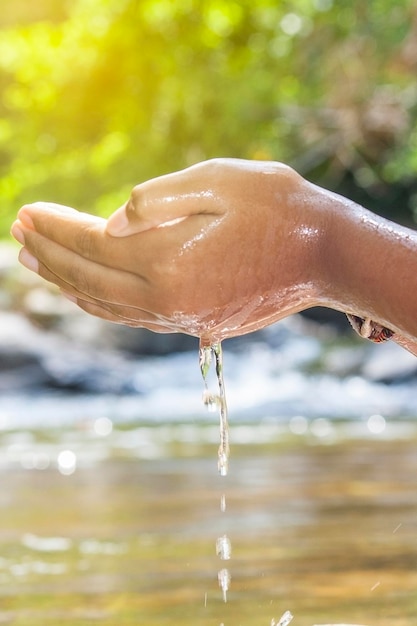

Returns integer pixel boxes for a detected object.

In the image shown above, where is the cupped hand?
[10,159,323,342]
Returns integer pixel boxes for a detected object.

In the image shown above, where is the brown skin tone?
[10,158,417,353]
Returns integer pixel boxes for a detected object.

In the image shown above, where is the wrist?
[280,172,335,312]
[316,184,417,339]
[309,184,376,315]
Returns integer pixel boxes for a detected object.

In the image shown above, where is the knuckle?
[130,184,144,203]
[75,224,96,260]
[198,157,226,175]
[128,186,147,219]
[67,264,91,296]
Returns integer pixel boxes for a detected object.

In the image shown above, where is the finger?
[16,208,218,293]
[16,203,107,259]
[60,286,158,323]
[106,161,223,237]
[20,226,149,308]
[15,205,147,276]
[16,203,106,261]
[64,294,180,333]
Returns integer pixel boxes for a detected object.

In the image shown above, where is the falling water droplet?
[218,567,231,603]
[216,535,231,560]
[202,390,220,412]
[220,494,226,512]
[199,341,230,476]
[271,610,294,626]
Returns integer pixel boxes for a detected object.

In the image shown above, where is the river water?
[0,422,416,625]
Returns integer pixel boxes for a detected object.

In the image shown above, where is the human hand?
[10,159,326,342]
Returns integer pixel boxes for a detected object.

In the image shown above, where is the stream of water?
[199,341,230,477]
[199,340,233,607]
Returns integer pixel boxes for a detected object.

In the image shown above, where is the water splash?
[199,341,230,476]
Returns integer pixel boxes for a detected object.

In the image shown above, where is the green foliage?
[1,0,417,237]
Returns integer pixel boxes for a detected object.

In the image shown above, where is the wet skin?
[10,158,417,352]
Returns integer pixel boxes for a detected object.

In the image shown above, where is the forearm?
[313,183,417,342]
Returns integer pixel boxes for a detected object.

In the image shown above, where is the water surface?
[0,421,416,625]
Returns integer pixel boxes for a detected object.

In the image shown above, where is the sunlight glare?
[57,449,77,475]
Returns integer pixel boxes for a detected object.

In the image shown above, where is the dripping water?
[217,494,231,603]
[272,610,294,626]
[216,535,231,560]
[199,341,230,476]
[217,568,231,603]
[199,341,232,604]
[199,343,293,619]
[220,493,226,512]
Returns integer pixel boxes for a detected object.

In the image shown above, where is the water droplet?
[216,535,231,560]
[202,390,220,412]
[220,494,226,512]
[217,567,231,602]
[272,610,294,626]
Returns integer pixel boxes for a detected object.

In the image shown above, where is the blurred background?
[0,0,417,233]
[1,1,417,624]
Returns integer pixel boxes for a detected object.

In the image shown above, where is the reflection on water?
[0,421,416,625]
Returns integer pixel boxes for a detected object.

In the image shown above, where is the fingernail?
[17,210,34,229]
[10,222,25,245]
[19,248,39,273]
[106,207,130,236]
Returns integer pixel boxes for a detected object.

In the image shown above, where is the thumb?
[105,201,141,237]
[106,164,221,237]
[106,197,188,237]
